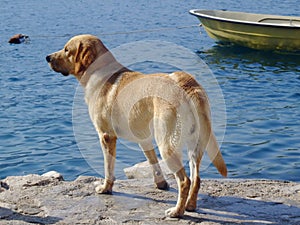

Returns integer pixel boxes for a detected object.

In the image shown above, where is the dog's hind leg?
[185,145,203,211]
[139,142,169,190]
[153,104,190,217]
[162,148,190,218]
[158,142,190,217]
[95,133,117,195]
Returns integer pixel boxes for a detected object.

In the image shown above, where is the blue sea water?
[0,0,299,181]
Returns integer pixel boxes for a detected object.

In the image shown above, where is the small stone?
[42,171,64,181]
[18,204,41,215]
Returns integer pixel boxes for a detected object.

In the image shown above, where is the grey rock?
[0,172,299,224]
[124,160,174,179]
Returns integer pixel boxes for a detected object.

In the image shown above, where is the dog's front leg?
[95,133,117,195]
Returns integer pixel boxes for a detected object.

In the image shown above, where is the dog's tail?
[192,81,227,177]
[206,132,227,177]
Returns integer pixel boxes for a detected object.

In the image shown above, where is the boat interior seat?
[258,18,300,26]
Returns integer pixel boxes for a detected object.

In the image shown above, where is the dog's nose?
[46,55,51,62]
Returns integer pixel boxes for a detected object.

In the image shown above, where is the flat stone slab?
[0,172,299,224]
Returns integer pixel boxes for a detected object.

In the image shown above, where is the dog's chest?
[84,75,132,138]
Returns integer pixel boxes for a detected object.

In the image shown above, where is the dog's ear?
[74,41,98,75]
[74,42,83,66]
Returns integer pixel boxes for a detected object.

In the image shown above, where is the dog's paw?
[185,201,197,212]
[156,180,169,190]
[165,207,184,218]
[95,185,112,195]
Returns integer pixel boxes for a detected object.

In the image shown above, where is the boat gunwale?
[189,9,300,29]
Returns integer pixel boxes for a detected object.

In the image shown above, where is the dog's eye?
[64,47,71,57]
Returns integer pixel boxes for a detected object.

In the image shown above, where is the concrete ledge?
[0,172,299,224]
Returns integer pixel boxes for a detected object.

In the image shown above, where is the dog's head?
[46,34,108,79]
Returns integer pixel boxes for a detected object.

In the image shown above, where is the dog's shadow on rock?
[113,189,177,205]
[181,194,300,225]
[0,207,61,224]
[97,185,299,224]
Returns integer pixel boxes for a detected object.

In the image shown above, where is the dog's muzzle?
[46,55,52,63]
[46,55,69,76]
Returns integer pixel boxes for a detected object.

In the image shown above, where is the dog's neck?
[80,53,130,106]
[79,52,128,88]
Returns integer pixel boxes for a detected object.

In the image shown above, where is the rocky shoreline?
[0,170,299,225]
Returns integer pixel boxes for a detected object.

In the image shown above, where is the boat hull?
[190,10,300,51]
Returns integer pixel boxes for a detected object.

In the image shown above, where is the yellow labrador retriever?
[46,34,227,218]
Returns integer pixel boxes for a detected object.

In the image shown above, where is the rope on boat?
[27,24,202,39]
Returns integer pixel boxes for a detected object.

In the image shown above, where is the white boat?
[189,9,300,51]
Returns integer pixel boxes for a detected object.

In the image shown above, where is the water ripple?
[0,0,299,181]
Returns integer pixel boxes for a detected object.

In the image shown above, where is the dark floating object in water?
[8,33,29,44]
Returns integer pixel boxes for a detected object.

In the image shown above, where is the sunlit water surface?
[0,0,299,181]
